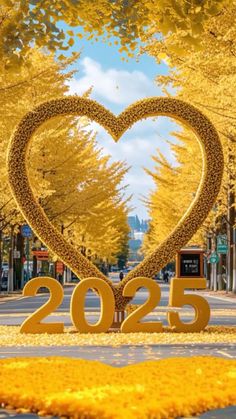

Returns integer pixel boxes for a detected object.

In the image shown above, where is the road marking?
[217,350,234,358]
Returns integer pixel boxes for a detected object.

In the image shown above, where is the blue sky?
[61,31,178,219]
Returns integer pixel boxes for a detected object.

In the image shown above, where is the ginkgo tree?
[0,0,230,67]
[0,48,130,284]
[143,129,214,255]
[143,1,236,290]
[28,115,130,265]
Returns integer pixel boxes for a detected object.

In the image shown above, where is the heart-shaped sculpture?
[8,97,224,309]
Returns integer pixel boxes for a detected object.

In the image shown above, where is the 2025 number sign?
[20,276,210,334]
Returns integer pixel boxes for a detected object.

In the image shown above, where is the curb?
[200,292,236,303]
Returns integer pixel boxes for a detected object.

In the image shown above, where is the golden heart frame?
[8,97,224,309]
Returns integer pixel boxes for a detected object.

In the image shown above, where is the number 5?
[167,278,210,332]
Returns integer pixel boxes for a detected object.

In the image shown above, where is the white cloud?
[87,124,178,218]
[67,57,179,218]
[89,121,178,167]
[68,57,162,106]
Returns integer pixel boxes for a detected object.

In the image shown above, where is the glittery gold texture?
[7,97,224,309]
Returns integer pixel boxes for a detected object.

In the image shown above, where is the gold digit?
[70,277,115,333]
[167,278,210,332]
[20,277,64,334]
[121,277,163,333]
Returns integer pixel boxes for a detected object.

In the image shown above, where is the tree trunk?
[206,236,211,288]
[32,255,37,278]
[0,230,2,294]
[232,228,236,293]
[217,253,223,290]
[15,229,24,290]
[0,230,2,276]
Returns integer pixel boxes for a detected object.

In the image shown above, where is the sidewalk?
[1,284,236,303]
[200,289,236,302]
[0,291,22,302]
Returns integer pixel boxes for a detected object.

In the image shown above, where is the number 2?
[20,277,64,334]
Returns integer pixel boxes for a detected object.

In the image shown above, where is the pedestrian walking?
[163,271,169,283]
[119,271,124,281]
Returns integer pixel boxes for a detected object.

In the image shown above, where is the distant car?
[110,266,119,272]
[37,271,49,277]
[71,273,80,282]
[0,270,8,291]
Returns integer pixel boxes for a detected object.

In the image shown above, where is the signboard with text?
[56,261,64,274]
[32,250,49,260]
[180,253,201,277]
[176,249,204,278]
[217,235,228,254]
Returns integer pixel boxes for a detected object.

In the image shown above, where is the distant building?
[134,231,144,241]
[127,215,149,261]
[128,215,140,232]
[128,215,149,234]
[140,219,149,233]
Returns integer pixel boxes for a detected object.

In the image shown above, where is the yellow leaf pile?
[0,326,235,346]
[1,356,236,418]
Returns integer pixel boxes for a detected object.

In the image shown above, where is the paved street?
[0,343,235,364]
[0,282,235,418]
[0,280,235,327]
[0,280,235,362]
[1,407,236,419]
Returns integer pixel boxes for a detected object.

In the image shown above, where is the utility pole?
[232,226,236,293]
[226,192,234,292]
[226,135,235,292]
[210,232,217,290]
[8,225,15,292]
[227,195,236,292]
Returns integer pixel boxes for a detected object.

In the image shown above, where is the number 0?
[70,277,115,333]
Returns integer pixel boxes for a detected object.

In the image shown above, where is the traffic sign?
[217,234,228,254]
[217,244,228,254]
[217,234,227,245]
[209,253,220,264]
[21,225,32,238]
